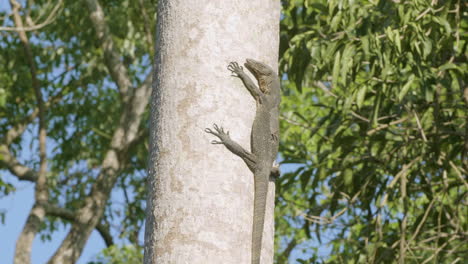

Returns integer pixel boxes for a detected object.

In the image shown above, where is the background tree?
[1,0,155,263]
[276,0,467,263]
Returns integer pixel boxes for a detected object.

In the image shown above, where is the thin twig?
[351,111,370,122]
[449,161,468,189]
[405,198,436,251]
[314,81,337,98]
[380,157,420,207]
[413,110,428,142]
[0,0,63,32]
[367,117,408,135]
[421,236,458,264]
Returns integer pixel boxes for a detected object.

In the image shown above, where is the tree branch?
[278,237,297,262]
[0,145,37,182]
[124,71,152,145]
[1,83,71,183]
[44,204,114,247]
[10,1,49,263]
[84,0,132,105]
[4,86,67,145]
[47,68,151,264]
[0,0,62,32]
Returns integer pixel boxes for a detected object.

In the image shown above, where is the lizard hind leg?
[269,162,280,181]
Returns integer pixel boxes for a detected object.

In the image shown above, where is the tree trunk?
[144,0,280,263]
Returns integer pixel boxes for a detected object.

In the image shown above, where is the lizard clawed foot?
[205,124,230,145]
[227,61,243,77]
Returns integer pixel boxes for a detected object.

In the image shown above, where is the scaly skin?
[205,59,280,264]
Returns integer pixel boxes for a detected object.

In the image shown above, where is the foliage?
[0,0,156,255]
[276,0,467,263]
[88,245,143,264]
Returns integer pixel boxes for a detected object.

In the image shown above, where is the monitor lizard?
[205,59,280,264]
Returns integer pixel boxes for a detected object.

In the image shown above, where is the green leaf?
[398,74,415,101]
[422,39,432,58]
[356,86,366,108]
[300,169,312,191]
[330,11,342,31]
[438,62,459,72]
[332,50,341,88]
[343,168,353,186]
[394,30,401,53]
[433,16,452,36]
[340,44,355,86]
[0,88,6,107]
[361,35,370,56]
[385,26,394,43]
[425,84,435,102]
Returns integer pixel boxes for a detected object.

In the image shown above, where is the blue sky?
[0,177,107,263]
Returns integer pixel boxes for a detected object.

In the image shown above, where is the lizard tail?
[251,171,269,264]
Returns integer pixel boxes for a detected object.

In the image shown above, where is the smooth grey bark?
[145,1,280,263]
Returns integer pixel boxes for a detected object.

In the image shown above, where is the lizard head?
[244,59,276,93]
[244,59,275,78]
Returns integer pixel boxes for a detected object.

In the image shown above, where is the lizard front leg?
[205,124,257,172]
